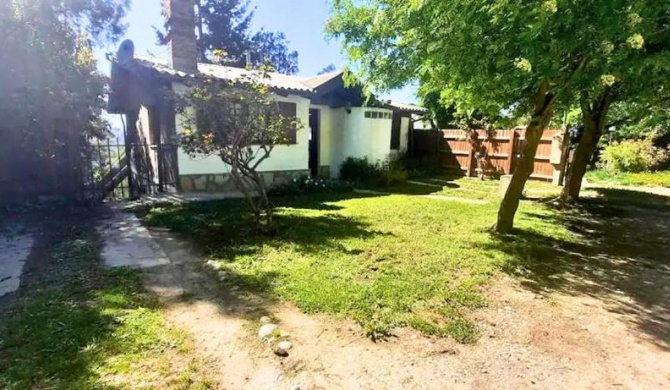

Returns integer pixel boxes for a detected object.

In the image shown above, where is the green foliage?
[0,226,209,389]
[268,176,354,196]
[327,1,669,117]
[339,156,409,186]
[586,170,670,188]
[176,73,304,229]
[601,138,669,173]
[379,156,410,184]
[137,189,576,343]
[0,0,128,144]
[339,157,383,183]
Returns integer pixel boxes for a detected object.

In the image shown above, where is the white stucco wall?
[326,107,393,177]
[173,82,310,175]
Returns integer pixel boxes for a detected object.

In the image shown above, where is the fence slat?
[413,128,560,181]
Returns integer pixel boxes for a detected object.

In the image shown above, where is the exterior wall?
[399,116,411,154]
[328,107,393,177]
[174,82,311,183]
[310,104,340,176]
[179,169,310,192]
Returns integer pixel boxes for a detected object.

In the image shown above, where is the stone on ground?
[258,324,278,340]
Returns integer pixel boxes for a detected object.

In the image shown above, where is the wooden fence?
[412,128,563,181]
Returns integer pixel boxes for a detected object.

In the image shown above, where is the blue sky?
[96,0,417,103]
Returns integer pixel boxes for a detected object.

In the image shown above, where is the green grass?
[0,222,211,389]
[368,174,560,201]
[586,169,670,188]
[136,192,575,343]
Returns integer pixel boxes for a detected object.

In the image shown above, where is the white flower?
[601,74,617,87]
[542,0,557,13]
[627,34,645,50]
[514,57,533,73]
[628,12,642,27]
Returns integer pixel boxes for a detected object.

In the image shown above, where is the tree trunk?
[494,122,545,233]
[560,93,612,202]
[494,81,554,234]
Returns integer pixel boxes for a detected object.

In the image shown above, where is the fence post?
[505,130,518,174]
[466,134,476,177]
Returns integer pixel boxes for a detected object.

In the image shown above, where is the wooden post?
[466,139,476,177]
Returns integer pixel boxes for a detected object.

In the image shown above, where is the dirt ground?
[142,194,670,390]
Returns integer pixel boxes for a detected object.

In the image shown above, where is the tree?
[560,5,670,202]
[159,0,299,74]
[328,0,670,233]
[248,30,299,74]
[0,0,128,144]
[176,72,302,230]
[318,64,337,75]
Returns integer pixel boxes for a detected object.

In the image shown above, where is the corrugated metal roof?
[300,70,344,89]
[130,56,314,94]
[386,100,428,113]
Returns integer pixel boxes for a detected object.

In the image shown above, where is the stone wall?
[179,170,311,193]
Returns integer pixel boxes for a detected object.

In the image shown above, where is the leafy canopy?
[327,0,669,120]
[0,0,128,141]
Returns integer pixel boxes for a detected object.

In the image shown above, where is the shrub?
[601,138,669,173]
[379,156,409,185]
[269,176,353,196]
[339,157,382,183]
[339,156,409,185]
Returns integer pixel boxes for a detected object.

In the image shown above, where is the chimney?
[163,0,198,73]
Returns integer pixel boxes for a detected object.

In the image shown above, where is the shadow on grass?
[483,187,670,350]
[131,192,396,330]
[0,210,183,388]
[136,192,392,260]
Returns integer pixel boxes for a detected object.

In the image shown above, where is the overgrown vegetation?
[600,138,669,173]
[328,0,670,231]
[177,67,302,232]
[136,190,573,343]
[339,156,409,186]
[0,220,211,389]
[269,176,353,196]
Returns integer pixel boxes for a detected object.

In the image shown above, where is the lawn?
[136,191,575,343]
[368,173,561,201]
[0,217,212,389]
[586,169,670,188]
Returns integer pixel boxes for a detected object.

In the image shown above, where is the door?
[309,109,320,177]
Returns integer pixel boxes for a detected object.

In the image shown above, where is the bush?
[601,138,669,173]
[339,157,382,183]
[379,156,409,185]
[339,156,409,186]
[269,176,353,196]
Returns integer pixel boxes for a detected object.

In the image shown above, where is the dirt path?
[141,215,670,389]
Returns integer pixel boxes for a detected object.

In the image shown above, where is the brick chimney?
[163,0,198,73]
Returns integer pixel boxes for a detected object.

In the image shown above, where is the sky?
[95,0,418,104]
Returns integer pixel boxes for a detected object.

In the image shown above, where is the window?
[278,101,298,144]
[364,110,392,120]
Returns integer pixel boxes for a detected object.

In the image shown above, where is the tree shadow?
[0,209,173,388]
[134,191,394,323]
[482,187,670,350]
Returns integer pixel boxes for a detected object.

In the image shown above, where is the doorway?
[309,109,320,177]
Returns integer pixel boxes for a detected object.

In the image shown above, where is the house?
[107,0,425,195]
